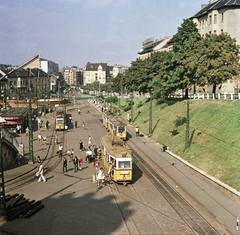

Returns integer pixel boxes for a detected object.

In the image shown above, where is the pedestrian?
[98,147,102,160]
[88,136,92,146]
[85,148,90,163]
[46,120,49,130]
[73,156,78,172]
[78,156,83,170]
[88,148,93,163]
[79,140,83,151]
[43,135,47,145]
[59,144,63,157]
[93,146,98,159]
[38,133,42,146]
[63,157,67,173]
[54,135,58,144]
[52,113,55,120]
[75,120,77,128]
[37,156,41,168]
[78,108,80,115]
[65,124,68,132]
[97,168,105,185]
[135,126,139,136]
[70,148,74,162]
[37,162,46,182]
[82,122,85,130]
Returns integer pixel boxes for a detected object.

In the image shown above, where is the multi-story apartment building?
[190,0,240,94]
[61,66,82,86]
[83,62,109,85]
[138,36,172,60]
[191,0,240,44]
[112,65,128,78]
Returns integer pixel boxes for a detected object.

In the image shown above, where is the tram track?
[4,129,65,193]
[125,140,222,235]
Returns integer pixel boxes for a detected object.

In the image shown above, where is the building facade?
[112,65,128,78]
[61,66,82,86]
[83,62,108,85]
[138,36,172,60]
[191,0,240,45]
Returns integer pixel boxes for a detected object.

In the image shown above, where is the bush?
[170,129,179,136]
[174,117,187,127]
[123,106,131,112]
[137,101,143,108]
[105,95,118,104]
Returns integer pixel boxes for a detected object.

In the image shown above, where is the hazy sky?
[0,0,206,68]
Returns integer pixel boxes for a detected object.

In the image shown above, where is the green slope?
[116,98,240,191]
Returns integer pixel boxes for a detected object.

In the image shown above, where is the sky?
[0,0,206,68]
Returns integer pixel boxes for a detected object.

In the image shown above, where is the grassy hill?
[105,97,240,191]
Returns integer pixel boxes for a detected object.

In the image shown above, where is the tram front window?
[118,161,130,169]
[57,119,63,124]
[118,127,125,133]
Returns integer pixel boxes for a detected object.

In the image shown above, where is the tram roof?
[109,117,127,126]
[101,133,132,158]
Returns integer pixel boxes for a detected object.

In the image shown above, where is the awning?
[0,117,6,123]
[4,118,25,125]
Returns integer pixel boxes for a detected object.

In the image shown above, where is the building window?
[221,13,224,22]
[209,15,212,24]
[221,29,223,33]
[209,31,211,34]
[214,14,217,24]
[214,30,217,34]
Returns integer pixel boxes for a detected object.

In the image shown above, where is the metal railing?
[1,128,19,152]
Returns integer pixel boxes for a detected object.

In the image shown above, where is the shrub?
[174,117,187,126]
[170,129,179,136]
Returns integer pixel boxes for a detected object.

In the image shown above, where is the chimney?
[201,4,206,9]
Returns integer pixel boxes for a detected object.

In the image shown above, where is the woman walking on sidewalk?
[37,162,46,182]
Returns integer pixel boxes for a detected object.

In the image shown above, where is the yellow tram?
[108,117,127,140]
[102,111,114,130]
[55,107,66,131]
[101,133,132,185]
[102,112,127,140]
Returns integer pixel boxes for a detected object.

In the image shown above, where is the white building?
[112,65,128,78]
[83,62,108,85]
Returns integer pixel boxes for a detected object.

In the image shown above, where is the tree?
[172,19,201,98]
[111,73,123,93]
[184,33,240,94]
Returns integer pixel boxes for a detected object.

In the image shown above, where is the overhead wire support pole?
[185,99,190,150]
[149,93,152,136]
[37,70,40,119]
[131,90,133,123]
[44,86,46,117]
[0,128,6,220]
[28,69,34,164]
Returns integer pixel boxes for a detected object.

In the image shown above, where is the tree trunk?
[212,84,216,94]
[184,88,189,99]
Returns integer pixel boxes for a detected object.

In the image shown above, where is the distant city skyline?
[1,0,206,68]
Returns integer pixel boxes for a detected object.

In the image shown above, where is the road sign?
[94,162,100,167]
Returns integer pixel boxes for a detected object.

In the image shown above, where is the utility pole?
[44,86,46,117]
[58,82,60,106]
[28,69,34,164]
[0,127,6,219]
[47,77,50,113]
[118,90,120,116]
[149,93,152,135]
[37,70,40,119]
[131,91,133,123]
[185,99,190,150]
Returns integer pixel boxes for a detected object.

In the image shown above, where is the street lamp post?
[0,126,6,219]
[28,69,34,164]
